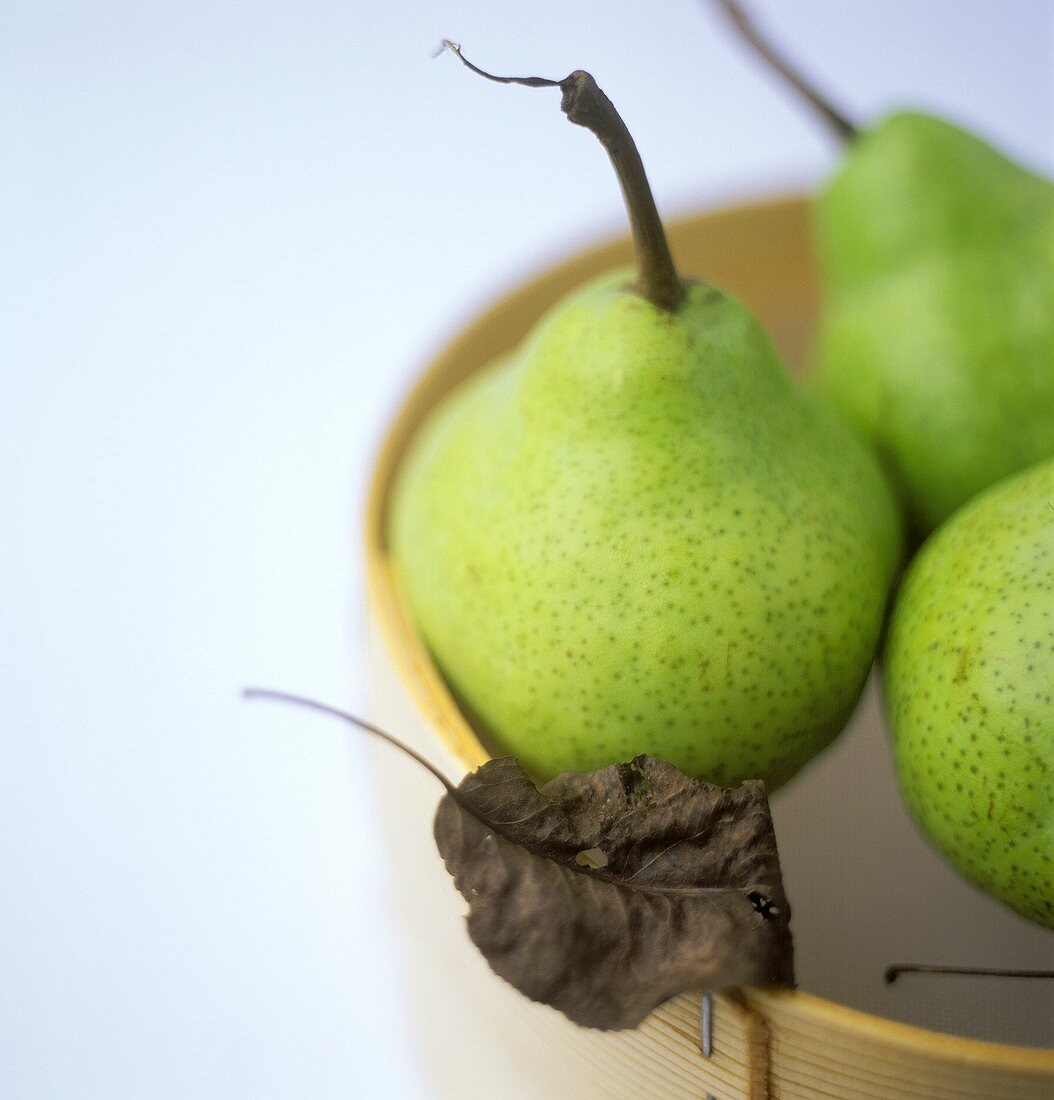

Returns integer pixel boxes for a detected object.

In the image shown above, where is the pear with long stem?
[388,46,902,787]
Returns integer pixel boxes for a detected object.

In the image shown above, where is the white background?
[3,2,1052,1096]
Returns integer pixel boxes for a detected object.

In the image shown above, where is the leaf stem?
[712,1,857,144]
[242,687,459,795]
[441,41,685,312]
[244,687,773,905]
[884,964,1054,984]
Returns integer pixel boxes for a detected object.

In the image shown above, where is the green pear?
[388,50,902,788]
[882,457,1054,928]
[813,116,1054,537]
[716,1,1054,539]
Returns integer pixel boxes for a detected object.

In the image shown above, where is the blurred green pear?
[716,0,1054,538]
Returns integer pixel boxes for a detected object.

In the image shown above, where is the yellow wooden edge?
[744,985,1054,1076]
[363,536,491,770]
[361,192,1053,1077]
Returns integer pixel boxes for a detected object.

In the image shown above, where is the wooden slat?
[746,987,1054,1100]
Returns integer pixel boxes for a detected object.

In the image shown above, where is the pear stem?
[441,41,685,312]
[713,1,858,144]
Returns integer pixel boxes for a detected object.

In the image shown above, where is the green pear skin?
[812,112,1054,537]
[390,273,903,788]
[883,457,1054,928]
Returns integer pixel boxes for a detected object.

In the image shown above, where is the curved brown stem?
[885,964,1054,984]
[244,687,767,903]
[243,687,459,794]
[713,1,857,144]
[441,41,685,312]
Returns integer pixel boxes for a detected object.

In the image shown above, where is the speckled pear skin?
[812,111,1054,537]
[389,272,902,788]
[883,457,1054,928]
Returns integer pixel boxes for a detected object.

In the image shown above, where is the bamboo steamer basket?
[364,195,1054,1099]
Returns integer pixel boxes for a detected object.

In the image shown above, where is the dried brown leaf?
[434,753,794,1030]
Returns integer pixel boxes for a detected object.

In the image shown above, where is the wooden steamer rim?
[364,195,1054,1097]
